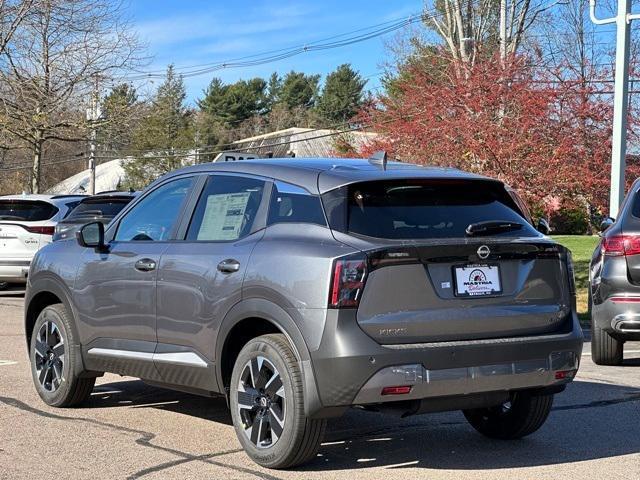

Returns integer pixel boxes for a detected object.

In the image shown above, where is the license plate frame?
[453,264,502,297]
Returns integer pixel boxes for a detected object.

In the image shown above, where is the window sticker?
[197,192,251,241]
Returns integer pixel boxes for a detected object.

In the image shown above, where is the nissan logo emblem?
[477,245,490,259]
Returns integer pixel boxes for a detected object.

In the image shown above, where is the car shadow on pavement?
[82,378,640,472]
[86,379,233,426]
[302,380,640,472]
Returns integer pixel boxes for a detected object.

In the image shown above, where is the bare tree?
[425,0,560,66]
[0,0,34,55]
[0,0,146,192]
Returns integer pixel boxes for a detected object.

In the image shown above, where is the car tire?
[591,322,623,366]
[229,333,326,469]
[463,392,553,439]
[29,303,95,407]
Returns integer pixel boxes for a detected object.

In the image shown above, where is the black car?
[52,191,136,241]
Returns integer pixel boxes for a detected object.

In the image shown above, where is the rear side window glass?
[322,179,538,239]
[0,200,58,221]
[186,175,266,241]
[267,182,326,227]
[69,198,132,218]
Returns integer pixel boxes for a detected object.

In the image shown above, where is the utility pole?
[86,76,101,195]
[590,0,640,218]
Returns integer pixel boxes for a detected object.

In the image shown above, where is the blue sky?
[126,0,423,104]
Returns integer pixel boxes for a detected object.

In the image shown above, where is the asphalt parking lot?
[1,292,639,480]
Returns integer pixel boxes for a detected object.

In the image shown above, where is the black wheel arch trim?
[25,274,86,375]
[217,298,327,418]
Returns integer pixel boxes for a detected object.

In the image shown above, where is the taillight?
[565,250,576,295]
[329,254,367,308]
[24,225,55,236]
[602,235,640,256]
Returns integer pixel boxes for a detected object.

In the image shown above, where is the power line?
[114,12,438,83]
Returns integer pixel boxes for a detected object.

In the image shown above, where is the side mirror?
[537,218,550,235]
[600,217,615,233]
[76,221,106,252]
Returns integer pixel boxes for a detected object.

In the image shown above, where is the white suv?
[0,194,84,285]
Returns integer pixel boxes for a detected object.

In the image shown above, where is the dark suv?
[25,158,583,469]
[52,191,136,242]
[590,178,640,365]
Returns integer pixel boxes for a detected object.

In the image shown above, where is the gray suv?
[590,177,640,365]
[25,158,583,469]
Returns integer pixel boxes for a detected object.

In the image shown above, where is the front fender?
[25,273,86,375]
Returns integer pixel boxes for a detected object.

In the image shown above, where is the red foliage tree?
[354,53,635,214]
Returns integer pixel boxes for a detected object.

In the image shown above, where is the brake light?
[602,235,640,256]
[329,254,367,308]
[23,225,55,236]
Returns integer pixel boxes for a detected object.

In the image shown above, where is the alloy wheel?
[34,320,65,392]
[236,356,285,449]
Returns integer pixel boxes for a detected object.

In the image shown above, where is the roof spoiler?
[368,151,388,170]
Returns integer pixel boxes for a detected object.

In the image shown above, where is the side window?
[267,181,326,227]
[115,177,193,241]
[186,175,266,241]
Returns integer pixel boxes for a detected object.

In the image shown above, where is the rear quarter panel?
[242,223,357,351]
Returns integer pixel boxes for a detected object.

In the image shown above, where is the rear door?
[323,178,573,344]
[154,173,269,390]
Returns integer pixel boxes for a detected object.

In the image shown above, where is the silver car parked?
[25,158,583,469]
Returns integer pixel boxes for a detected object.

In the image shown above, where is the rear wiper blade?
[0,215,24,220]
[466,220,523,236]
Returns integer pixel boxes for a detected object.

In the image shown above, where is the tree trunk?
[31,136,43,193]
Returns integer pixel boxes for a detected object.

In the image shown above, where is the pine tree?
[123,65,194,189]
[316,64,366,125]
[279,71,320,109]
[99,83,139,154]
[198,77,267,127]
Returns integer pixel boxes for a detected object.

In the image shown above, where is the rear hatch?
[322,177,574,344]
[0,199,58,258]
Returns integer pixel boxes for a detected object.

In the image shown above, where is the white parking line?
[0,360,17,366]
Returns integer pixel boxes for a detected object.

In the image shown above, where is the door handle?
[217,258,240,273]
[135,258,156,272]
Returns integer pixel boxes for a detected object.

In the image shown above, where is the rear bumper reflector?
[381,385,412,396]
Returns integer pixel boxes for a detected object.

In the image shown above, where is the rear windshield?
[68,198,131,218]
[0,200,58,221]
[321,179,538,239]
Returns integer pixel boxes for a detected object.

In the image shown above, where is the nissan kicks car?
[0,194,84,286]
[589,177,640,365]
[25,158,583,469]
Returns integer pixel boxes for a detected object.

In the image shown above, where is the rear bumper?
[309,310,583,410]
[0,260,31,283]
[592,296,640,340]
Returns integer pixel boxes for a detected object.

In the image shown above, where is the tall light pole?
[590,0,640,218]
